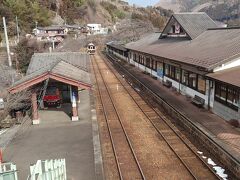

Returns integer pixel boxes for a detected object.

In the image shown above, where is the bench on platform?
[191,95,205,108]
[163,80,172,88]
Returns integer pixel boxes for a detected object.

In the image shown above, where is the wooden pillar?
[32,92,40,125]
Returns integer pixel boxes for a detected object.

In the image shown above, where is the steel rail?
[102,52,222,180]
[91,55,146,180]
[91,57,123,180]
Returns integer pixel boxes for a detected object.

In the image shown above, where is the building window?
[157,62,164,77]
[180,27,184,33]
[197,75,206,94]
[175,67,180,81]
[165,64,170,76]
[189,73,197,89]
[170,65,175,79]
[164,64,180,82]
[146,57,150,68]
[181,70,189,85]
[227,87,239,107]
[139,55,144,65]
[133,53,136,61]
[152,60,157,71]
[172,25,175,33]
[215,82,239,111]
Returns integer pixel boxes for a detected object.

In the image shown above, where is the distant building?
[87,24,108,35]
[33,26,67,42]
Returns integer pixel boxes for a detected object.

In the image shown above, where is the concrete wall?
[213,101,240,120]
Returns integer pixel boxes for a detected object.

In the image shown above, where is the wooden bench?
[163,80,172,88]
[151,75,158,80]
[191,95,205,108]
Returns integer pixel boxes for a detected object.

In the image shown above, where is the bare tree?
[5,90,31,112]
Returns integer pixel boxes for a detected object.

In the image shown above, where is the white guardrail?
[0,162,18,180]
[27,159,66,180]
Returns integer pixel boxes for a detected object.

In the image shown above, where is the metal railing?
[0,162,18,180]
[27,159,66,180]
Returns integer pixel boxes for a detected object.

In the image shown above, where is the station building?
[106,12,240,121]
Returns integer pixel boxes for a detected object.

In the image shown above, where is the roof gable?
[160,12,218,40]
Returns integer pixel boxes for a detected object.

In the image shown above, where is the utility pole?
[16,16,20,43]
[3,17,12,67]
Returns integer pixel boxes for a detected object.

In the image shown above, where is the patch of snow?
[134,88,140,92]
[207,158,216,166]
[0,129,8,136]
[213,166,228,179]
[202,156,207,159]
[197,151,203,154]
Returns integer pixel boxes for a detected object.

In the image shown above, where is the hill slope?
[155,0,240,26]
[0,0,172,38]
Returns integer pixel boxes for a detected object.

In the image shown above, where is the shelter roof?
[9,53,91,93]
[27,52,90,74]
[106,41,127,52]
[207,66,240,88]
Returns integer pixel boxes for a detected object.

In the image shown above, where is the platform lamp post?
[16,16,20,43]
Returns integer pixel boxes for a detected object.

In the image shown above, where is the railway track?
[99,52,222,180]
[91,55,145,180]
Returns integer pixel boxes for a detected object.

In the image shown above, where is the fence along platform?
[28,159,66,180]
[0,162,18,180]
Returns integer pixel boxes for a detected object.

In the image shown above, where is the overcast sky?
[127,0,159,7]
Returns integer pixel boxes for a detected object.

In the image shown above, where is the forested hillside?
[0,0,173,41]
[0,0,52,35]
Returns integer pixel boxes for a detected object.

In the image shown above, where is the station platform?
[106,56,240,166]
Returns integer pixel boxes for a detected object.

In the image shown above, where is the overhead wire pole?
[3,17,12,67]
[16,16,20,43]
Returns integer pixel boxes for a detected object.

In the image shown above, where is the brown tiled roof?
[161,12,218,39]
[207,66,240,87]
[27,52,90,74]
[12,60,91,87]
[37,26,65,31]
[106,41,127,52]
[126,28,240,71]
